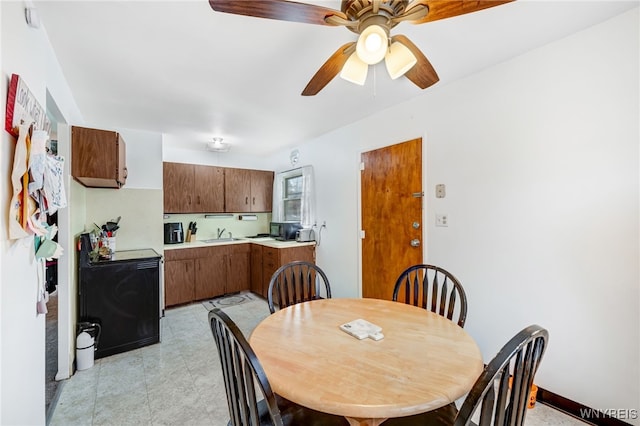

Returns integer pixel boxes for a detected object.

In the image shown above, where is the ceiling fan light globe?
[356,25,388,65]
[340,52,368,85]
[385,41,418,79]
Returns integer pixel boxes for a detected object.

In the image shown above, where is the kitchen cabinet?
[194,246,226,300]
[164,243,251,307]
[163,162,224,213]
[228,244,251,294]
[253,244,316,298]
[250,244,263,296]
[71,126,127,188]
[225,168,274,213]
[164,248,197,306]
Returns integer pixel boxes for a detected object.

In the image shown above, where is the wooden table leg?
[345,417,388,426]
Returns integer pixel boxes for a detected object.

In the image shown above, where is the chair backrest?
[455,325,549,426]
[267,261,332,314]
[392,264,468,327]
[208,308,283,426]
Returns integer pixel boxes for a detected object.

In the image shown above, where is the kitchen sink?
[202,238,243,243]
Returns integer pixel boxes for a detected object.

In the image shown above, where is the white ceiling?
[34,0,638,156]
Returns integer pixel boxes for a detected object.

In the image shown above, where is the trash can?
[76,322,101,371]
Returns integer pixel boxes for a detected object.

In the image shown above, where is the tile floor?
[49,293,586,426]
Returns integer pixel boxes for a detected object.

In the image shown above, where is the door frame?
[356,135,429,297]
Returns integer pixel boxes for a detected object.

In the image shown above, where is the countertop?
[89,248,162,264]
[163,237,315,251]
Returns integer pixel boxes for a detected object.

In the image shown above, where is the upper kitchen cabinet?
[71,126,127,188]
[163,162,224,213]
[225,168,274,213]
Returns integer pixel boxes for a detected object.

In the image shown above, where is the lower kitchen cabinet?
[253,244,316,298]
[227,244,251,294]
[165,244,251,307]
[164,259,195,306]
[195,246,226,300]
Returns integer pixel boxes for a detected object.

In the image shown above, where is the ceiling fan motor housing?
[342,0,408,33]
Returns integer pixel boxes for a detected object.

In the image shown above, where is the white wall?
[0,1,81,424]
[267,8,639,421]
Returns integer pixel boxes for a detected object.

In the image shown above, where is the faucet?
[217,228,226,239]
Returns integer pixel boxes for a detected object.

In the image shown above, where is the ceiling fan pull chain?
[373,65,377,98]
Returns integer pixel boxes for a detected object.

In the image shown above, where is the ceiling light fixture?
[356,24,388,65]
[340,20,417,86]
[385,41,417,80]
[340,52,368,85]
[207,137,230,153]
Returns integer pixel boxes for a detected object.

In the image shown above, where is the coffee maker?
[164,223,184,244]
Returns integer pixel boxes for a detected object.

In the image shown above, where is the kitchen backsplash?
[163,213,272,241]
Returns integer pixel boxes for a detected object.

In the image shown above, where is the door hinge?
[360,162,365,171]
[360,230,365,239]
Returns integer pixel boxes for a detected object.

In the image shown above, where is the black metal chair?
[384,324,549,426]
[208,308,348,426]
[392,264,468,327]
[267,261,332,314]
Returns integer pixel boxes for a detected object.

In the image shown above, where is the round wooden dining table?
[249,298,483,426]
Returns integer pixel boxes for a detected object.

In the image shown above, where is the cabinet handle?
[197,195,201,205]
[188,195,191,205]
[252,197,255,205]
[245,196,249,205]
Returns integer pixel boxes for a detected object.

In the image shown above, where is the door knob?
[410,239,421,247]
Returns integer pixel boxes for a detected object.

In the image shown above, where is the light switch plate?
[436,184,446,198]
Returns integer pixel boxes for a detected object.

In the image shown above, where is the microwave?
[270,222,302,241]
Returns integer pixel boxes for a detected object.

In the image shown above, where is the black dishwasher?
[78,234,161,359]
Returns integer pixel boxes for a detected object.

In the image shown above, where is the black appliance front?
[164,222,184,244]
[78,249,161,359]
[270,222,302,241]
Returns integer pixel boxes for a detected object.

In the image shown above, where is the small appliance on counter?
[296,228,315,242]
[270,221,302,241]
[164,222,184,244]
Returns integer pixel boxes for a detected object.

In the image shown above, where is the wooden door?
[250,170,274,212]
[163,162,194,213]
[227,245,251,293]
[164,259,195,306]
[224,168,251,212]
[195,249,226,300]
[361,138,423,300]
[250,244,264,296]
[194,165,224,213]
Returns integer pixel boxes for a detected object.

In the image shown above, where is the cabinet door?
[163,162,195,213]
[224,168,251,213]
[250,244,264,297]
[262,247,280,296]
[227,244,251,294]
[164,259,195,306]
[195,249,226,300]
[250,170,274,212]
[71,126,125,188]
[116,134,127,187]
[194,165,224,213]
[280,245,316,265]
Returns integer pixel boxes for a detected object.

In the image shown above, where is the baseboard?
[537,387,635,426]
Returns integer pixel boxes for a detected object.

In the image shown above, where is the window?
[272,165,316,227]
[283,174,303,221]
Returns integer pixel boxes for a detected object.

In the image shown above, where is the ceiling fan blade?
[302,43,356,96]
[392,35,439,89]
[208,0,348,26]
[407,0,514,24]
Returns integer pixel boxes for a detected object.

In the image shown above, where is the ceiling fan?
[208,0,514,96]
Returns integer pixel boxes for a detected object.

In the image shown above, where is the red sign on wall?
[5,73,51,137]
